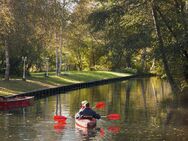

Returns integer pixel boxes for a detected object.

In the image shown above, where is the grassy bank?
[0,71,131,96]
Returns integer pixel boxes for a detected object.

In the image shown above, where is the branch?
[155,6,178,41]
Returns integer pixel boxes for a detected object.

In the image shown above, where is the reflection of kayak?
[75,117,97,128]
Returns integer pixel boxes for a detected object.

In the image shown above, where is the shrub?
[119,67,137,74]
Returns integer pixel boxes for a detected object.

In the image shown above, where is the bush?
[119,67,137,74]
[90,65,110,71]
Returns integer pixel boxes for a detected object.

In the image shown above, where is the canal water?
[0,77,188,141]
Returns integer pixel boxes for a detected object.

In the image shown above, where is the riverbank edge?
[4,74,153,99]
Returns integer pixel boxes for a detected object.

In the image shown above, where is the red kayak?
[75,117,97,128]
[0,96,34,110]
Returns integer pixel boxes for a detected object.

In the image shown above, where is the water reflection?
[0,77,188,141]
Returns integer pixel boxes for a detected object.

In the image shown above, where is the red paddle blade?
[108,126,120,134]
[107,114,121,120]
[95,102,106,109]
[53,115,67,121]
[100,128,105,137]
[54,123,66,133]
[57,119,67,123]
[54,123,66,129]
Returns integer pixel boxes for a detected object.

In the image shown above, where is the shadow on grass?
[61,71,129,82]
[0,79,51,96]
[30,71,124,86]
[0,71,130,95]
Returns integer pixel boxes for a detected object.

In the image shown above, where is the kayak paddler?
[76,100,101,119]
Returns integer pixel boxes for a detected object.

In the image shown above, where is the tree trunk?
[54,31,60,76]
[58,0,66,75]
[151,3,181,93]
[4,40,10,81]
[56,47,59,76]
[91,46,95,68]
[59,28,63,75]
[125,52,131,68]
[179,0,188,61]
[150,58,155,71]
[141,48,146,72]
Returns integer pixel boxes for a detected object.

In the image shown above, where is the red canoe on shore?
[0,96,34,110]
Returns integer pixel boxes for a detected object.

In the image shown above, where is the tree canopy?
[0,0,187,92]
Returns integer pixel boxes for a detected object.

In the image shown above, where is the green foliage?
[119,67,137,74]
[0,0,71,76]
[0,0,187,92]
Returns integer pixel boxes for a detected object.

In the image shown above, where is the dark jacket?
[76,107,101,119]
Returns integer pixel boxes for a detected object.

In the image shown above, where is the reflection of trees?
[53,78,187,140]
[109,82,121,114]
[140,79,148,118]
[135,79,148,118]
[113,78,188,141]
[55,95,62,116]
[165,107,188,125]
[161,79,165,99]
[124,80,133,121]
[44,98,49,120]
[151,79,159,103]
[68,84,112,116]
[2,78,187,141]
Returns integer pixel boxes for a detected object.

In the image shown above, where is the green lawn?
[0,71,131,96]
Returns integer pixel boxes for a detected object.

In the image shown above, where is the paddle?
[54,102,120,121]
[54,115,67,121]
[95,101,106,109]
[101,114,121,120]
[54,122,66,133]
[54,113,120,122]
[108,126,120,134]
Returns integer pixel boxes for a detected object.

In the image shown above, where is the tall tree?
[87,0,187,92]
[151,0,181,93]
[0,0,15,80]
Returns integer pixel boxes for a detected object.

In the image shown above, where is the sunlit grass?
[0,71,131,96]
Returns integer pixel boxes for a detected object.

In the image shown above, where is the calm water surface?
[0,77,188,141]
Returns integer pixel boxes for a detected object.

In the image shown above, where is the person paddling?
[78,100,87,112]
[76,100,101,119]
